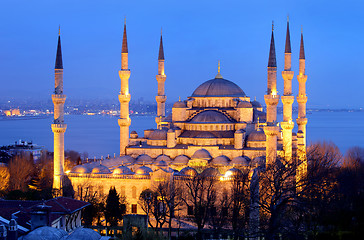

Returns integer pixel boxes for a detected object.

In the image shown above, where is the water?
[0,112,363,157]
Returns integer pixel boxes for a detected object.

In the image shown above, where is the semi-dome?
[201,167,220,177]
[135,166,153,175]
[135,154,153,164]
[173,100,187,108]
[195,132,216,138]
[113,166,133,175]
[247,129,266,141]
[237,101,252,108]
[191,78,246,97]
[173,155,190,165]
[22,226,67,240]
[91,164,111,174]
[211,155,230,166]
[190,110,231,123]
[230,156,250,166]
[71,165,90,174]
[149,129,167,140]
[180,167,198,177]
[191,149,212,160]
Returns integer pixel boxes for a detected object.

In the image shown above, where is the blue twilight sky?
[0,0,363,108]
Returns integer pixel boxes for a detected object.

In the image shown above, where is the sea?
[0,112,363,158]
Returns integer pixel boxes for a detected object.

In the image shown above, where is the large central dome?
[191,78,246,97]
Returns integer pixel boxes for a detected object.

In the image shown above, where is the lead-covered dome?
[71,165,90,174]
[191,149,212,160]
[135,166,153,175]
[190,110,231,123]
[113,166,133,175]
[91,164,111,174]
[180,167,198,177]
[191,78,246,97]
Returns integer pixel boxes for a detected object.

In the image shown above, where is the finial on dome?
[254,96,256,101]
[58,25,60,36]
[215,60,223,79]
[179,96,181,101]
[272,21,274,31]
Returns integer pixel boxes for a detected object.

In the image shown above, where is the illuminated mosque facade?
[52,21,308,214]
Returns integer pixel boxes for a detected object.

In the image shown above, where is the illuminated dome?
[230,156,250,166]
[71,165,90,174]
[211,155,230,166]
[173,155,190,165]
[201,167,220,177]
[247,129,266,141]
[173,100,187,108]
[191,78,246,97]
[191,149,212,160]
[237,101,252,108]
[190,110,231,123]
[113,166,133,175]
[112,155,135,165]
[135,154,153,164]
[91,165,111,174]
[225,168,243,177]
[180,167,198,177]
[135,166,153,175]
[156,154,172,164]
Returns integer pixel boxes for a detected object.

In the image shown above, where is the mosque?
[51,21,308,215]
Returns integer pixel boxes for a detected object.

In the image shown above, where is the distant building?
[3,109,21,117]
[2,140,43,161]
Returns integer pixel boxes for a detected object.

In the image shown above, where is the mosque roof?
[22,226,67,240]
[66,227,102,240]
[173,100,187,108]
[201,167,220,177]
[247,129,266,141]
[226,168,243,177]
[251,156,266,167]
[180,167,198,177]
[71,165,90,174]
[251,100,262,108]
[211,155,230,165]
[230,156,250,166]
[113,166,133,175]
[135,154,153,164]
[237,101,252,108]
[191,149,212,160]
[149,129,168,140]
[91,164,111,174]
[191,78,246,97]
[135,166,153,175]
[190,110,232,123]
[156,154,172,163]
[179,130,235,138]
[195,132,217,138]
[173,155,190,165]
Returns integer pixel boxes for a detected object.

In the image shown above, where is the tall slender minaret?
[155,30,167,127]
[118,22,131,156]
[280,18,295,161]
[264,22,280,166]
[52,27,67,190]
[296,31,308,159]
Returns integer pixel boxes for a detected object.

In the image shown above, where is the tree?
[0,163,10,193]
[105,186,124,227]
[8,153,34,191]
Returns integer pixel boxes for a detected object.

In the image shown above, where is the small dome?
[191,149,212,160]
[66,227,101,240]
[113,166,133,175]
[91,165,111,174]
[156,154,172,163]
[135,166,153,175]
[149,129,167,140]
[190,110,231,123]
[230,156,250,166]
[22,226,67,240]
[237,101,252,108]
[116,155,135,164]
[247,129,266,141]
[173,155,190,165]
[251,156,265,167]
[251,100,262,108]
[136,154,153,164]
[191,78,246,97]
[180,167,198,177]
[211,155,230,166]
[173,100,187,108]
[201,167,220,177]
[130,131,138,139]
[156,160,168,167]
[195,132,216,138]
[225,168,243,177]
[71,165,90,174]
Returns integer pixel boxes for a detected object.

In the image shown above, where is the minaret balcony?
[52,94,66,104]
[297,74,307,83]
[296,95,308,104]
[156,95,167,103]
[118,118,131,127]
[118,69,131,79]
[156,74,166,83]
[281,70,294,80]
[281,121,294,130]
[51,123,67,133]
[263,125,280,136]
[281,95,295,105]
[296,117,308,126]
[119,94,131,103]
[264,94,280,106]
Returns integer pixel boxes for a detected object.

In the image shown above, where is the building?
[54,20,308,215]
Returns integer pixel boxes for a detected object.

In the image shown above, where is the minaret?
[118,22,131,156]
[264,22,280,166]
[280,18,295,161]
[155,29,167,127]
[296,31,308,159]
[52,27,67,190]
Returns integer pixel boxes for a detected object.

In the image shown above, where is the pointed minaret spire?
[55,27,63,69]
[285,17,291,54]
[268,22,277,68]
[299,31,305,59]
[122,22,128,54]
[158,29,164,60]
